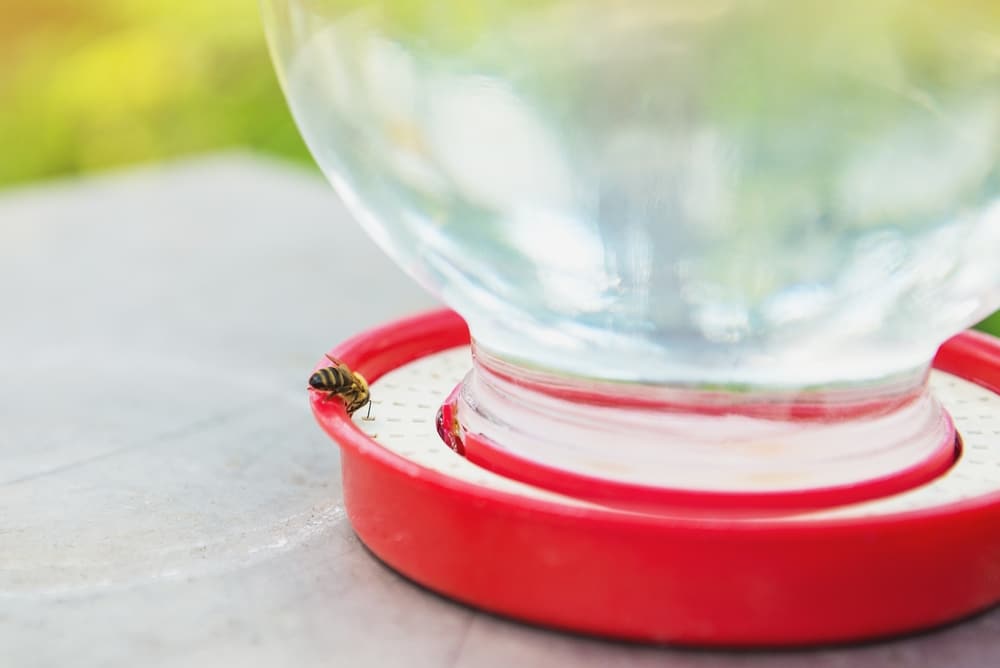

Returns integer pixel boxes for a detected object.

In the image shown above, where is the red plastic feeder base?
[310,309,1000,647]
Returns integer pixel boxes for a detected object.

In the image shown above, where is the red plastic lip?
[457,417,958,516]
[933,328,1000,394]
[311,309,1000,646]
[439,378,958,516]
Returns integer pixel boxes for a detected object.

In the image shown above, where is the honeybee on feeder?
[309,354,371,418]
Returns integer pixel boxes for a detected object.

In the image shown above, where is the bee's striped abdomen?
[309,365,353,392]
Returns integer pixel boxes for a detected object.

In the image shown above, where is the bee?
[309,354,372,418]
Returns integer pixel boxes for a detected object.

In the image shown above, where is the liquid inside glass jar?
[273,0,1000,392]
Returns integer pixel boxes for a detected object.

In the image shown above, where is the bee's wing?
[324,353,344,366]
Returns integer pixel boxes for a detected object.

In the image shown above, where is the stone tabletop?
[1,154,998,667]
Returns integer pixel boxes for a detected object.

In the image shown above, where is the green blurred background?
[2,0,998,334]
[0,0,311,187]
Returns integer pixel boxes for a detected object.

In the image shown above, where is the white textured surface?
[2,155,1000,667]
[356,347,595,506]
[356,349,1000,519]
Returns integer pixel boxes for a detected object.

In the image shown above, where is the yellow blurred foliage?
[0,0,311,187]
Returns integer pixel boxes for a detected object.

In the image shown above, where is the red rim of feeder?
[310,308,1000,647]
[449,403,958,516]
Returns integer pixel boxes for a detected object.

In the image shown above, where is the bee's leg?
[324,353,343,366]
[363,401,374,421]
